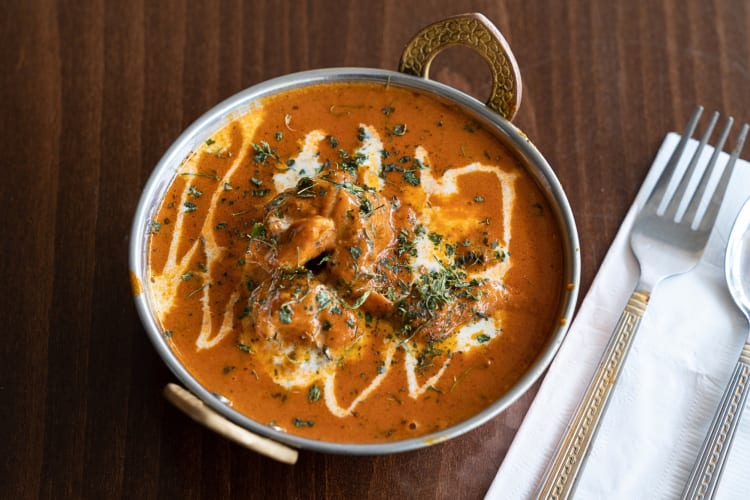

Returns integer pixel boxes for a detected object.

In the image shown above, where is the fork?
[535,107,749,500]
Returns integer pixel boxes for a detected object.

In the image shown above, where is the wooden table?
[3,1,749,498]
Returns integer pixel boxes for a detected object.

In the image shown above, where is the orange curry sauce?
[147,82,564,443]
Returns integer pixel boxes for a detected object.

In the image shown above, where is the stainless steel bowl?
[130,14,580,457]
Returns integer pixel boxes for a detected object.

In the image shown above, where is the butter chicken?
[147,82,564,443]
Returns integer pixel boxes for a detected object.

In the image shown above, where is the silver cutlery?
[681,197,750,500]
[536,107,749,500]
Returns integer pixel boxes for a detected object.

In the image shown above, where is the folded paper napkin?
[486,133,750,500]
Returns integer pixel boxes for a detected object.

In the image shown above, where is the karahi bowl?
[129,13,580,459]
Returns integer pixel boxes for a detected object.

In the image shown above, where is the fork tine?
[662,111,720,220]
[680,116,733,225]
[687,122,749,230]
[643,106,703,213]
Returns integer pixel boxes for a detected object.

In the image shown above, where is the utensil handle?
[398,12,522,121]
[163,384,299,465]
[536,289,650,500]
[681,343,750,500]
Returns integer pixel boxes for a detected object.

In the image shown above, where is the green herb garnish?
[293,418,315,428]
[316,291,332,310]
[307,385,321,402]
[236,342,253,353]
[249,222,266,239]
[279,304,293,324]
[402,170,420,186]
[252,141,279,164]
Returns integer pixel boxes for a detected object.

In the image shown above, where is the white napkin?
[486,132,750,500]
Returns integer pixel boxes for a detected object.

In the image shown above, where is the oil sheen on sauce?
[147,82,564,443]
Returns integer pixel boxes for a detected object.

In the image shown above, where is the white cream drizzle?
[403,317,501,398]
[323,343,397,417]
[149,110,264,350]
[356,124,385,190]
[273,129,326,192]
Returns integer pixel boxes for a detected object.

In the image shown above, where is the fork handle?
[536,289,650,500]
[681,343,750,500]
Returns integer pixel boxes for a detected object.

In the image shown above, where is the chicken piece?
[323,185,395,297]
[393,271,503,342]
[360,290,394,316]
[260,173,398,304]
[274,215,337,268]
[241,268,358,351]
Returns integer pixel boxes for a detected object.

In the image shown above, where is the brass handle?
[163,383,299,465]
[681,343,750,500]
[398,13,522,121]
[536,290,650,499]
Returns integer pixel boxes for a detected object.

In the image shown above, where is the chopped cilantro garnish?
[402,170,420,186]
[307,384,321,402]
[348,290,371,310]
[249,222,266,239]
[316,291,332,310]
[293,418,314,428]
[251,141,279,164]
[279,304,293,324]
[236,342,253,353]
[397,229,417,257]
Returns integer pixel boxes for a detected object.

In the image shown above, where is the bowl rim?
[129,67,581,454]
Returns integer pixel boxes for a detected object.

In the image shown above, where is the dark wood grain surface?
[3,1,749,498]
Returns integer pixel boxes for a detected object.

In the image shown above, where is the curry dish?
[147,81,564,443]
